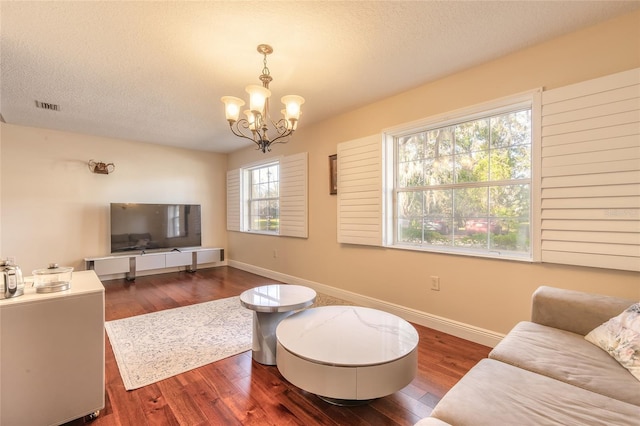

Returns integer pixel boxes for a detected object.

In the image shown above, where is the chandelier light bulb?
[246,85,271,113]
[244,110,257,131]
[281,95,305,121]
[281,109,299,130]
[221,96,245,123]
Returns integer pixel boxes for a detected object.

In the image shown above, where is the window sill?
[386,243,533,263]
[244,230,279,236]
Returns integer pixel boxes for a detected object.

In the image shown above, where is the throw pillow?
[585,303,640,381]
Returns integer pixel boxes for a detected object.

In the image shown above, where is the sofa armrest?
[414,418,452,426]
[531,286,635,336]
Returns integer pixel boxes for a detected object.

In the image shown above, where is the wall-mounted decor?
[88,159,115,175]
[329,154,337,195]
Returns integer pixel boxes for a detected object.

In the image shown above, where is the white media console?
[85,247,224,280]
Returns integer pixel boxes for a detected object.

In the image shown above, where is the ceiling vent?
[35,100,60,111]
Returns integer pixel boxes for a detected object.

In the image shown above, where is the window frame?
[382,90,542,261]
[243,160,280,235]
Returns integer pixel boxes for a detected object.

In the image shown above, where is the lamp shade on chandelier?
[221,44,305,153]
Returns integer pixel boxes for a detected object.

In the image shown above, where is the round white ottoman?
[276,305,419,405]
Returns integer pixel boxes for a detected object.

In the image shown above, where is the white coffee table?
[276,305,419,404]
[240,284,316,365]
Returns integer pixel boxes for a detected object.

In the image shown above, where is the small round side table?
[240,284,316,365]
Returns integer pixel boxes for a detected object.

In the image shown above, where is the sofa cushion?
[489,321,640,405]
[585,303,640,381]
[431,359,640,426]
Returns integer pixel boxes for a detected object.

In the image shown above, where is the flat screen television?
[110,203,202,253]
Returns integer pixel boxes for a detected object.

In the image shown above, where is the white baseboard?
[228,260,504,348]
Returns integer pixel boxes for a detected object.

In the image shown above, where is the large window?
[392,104,533,259]
[247,162,279,233]
[339,73,637,270]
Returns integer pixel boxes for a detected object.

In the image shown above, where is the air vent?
[35,100,60,111]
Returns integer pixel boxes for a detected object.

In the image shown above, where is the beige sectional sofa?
[416,286,640,425]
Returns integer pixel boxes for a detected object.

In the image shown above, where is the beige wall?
[227,10,640,335]
[0,11,637,340]
[0,123,228,273]
[0,124,3,257]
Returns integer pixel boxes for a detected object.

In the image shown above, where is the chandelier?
[221,44,305,153]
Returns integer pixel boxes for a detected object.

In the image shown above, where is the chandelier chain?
[262,53,271,79]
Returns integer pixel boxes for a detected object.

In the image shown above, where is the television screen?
[110,203,202,253]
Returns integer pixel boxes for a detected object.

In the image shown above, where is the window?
[339,72,638,270]
[227,152,308,238]
[388,96,536,260]
[247,162,279,233]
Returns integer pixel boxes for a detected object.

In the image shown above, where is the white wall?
[0,123,227,273]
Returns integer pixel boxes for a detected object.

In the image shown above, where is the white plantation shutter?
[540,68,640,271]
[226,169,241,231]
[279,152,308,238]
[337,135,383,246]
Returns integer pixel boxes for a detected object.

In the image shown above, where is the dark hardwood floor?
[66,266,490,426]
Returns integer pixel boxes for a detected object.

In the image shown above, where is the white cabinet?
[136,252,166,271]
[92,255,130,276]
[165,251,192,268]
[0,270,105,426]
[85,248,224,280]
[196,248,224,264]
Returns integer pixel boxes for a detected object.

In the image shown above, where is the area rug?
[105,296,252,390]
[106,291,351,390]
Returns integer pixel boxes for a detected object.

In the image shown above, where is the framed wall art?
[329,154,337,195]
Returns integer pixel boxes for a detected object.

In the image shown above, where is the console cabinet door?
[165,251,192,267]
[136,254,166,271]
[93,256,129,276]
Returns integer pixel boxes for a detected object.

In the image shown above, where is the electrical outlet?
[430,276,440,291]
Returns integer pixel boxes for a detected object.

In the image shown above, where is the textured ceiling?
[1,1,639,153]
